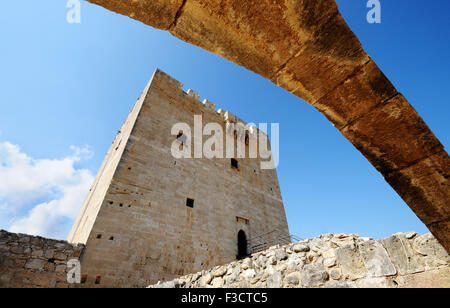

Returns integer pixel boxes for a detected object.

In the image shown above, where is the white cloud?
[0,142,94,240]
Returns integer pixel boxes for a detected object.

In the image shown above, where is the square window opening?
[186,198,195,208]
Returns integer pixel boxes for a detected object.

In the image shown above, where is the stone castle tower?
[68,69,289,287]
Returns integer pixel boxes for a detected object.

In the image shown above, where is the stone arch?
[84,0,449,252]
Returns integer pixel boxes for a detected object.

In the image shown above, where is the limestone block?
[340,94,444,175]
[385,150,449,229]
[323,258,336,268]
[329,268,342,280]
[24,259,45,270]
[214,266,227,277]
[293,243,310,253]
[412,233,450,268]
[394,267,450,288]
[331,233,358,248]
[31,249,44,258]
[211,276,223,288]
[314,60,397,129]
[355,277,390,288]
[335,244,367,280]
[325,281,355,288]
[266,272,283,288]
[381,234,424,275]
[300,264,329,287]
[358,240,396,277]
[284,271,301,286]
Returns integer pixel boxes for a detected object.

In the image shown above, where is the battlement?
[153,69,266,138]
[154,69,245,123]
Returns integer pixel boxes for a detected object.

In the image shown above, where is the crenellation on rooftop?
[186,89,201,101]
[153,69,266,137]
[202,99,216,111]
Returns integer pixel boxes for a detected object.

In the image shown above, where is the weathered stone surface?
[412,233,450,268]
[87,0,184,30]
[241,258,253,270]
[211,276,223,288]
[266,272,283,288]
[331,234,357,248]
[314,60,397,129]
[358,240,396,277]
[355,277,390,288]
[325,281,354,288]
[287,255,304,271]
[340,94,444,175]
[300,264,329,287]
[172,0,299,78]
[24,259,45,270]
[271,2,369,103]
[405,232,417,239]
[31,250,44,258]
[153,280,176,288]
[385,150,449,227]
[284,271,301,286]
[427,219,450,256]
[329,268,341,280]
[214,266,227,277]
[323,257,336,268]
[293,243,310,253]
[274,249,288,262]
[335,244,366,280]
[201,273,213,285]
[394,267,450,288]
[381,234,424,275]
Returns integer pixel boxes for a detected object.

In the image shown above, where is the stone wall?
[0,230,85,288]
[150,232,450,288]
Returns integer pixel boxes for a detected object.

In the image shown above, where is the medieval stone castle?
[67,69,289,287]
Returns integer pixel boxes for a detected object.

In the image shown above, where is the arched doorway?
[237,230,248,259]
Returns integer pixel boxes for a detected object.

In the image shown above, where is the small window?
[186,198,194,208]
[95,276,101,285]
[96,234,102,239]
[231,158,239,169]
[81,275,88,284]
[109,236,114,241]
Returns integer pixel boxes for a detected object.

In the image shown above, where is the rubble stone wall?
[0,230,85,288]
[150,232,450,288]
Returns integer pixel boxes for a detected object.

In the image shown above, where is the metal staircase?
[249,230,303,254]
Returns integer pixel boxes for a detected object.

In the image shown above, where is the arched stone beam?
[86,0,450,251]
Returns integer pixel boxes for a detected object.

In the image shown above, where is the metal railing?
[249,230,303,254]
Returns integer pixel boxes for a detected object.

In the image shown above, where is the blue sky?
[0,1,448,240]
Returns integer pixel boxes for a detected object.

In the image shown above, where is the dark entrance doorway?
[237,230,248,259]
